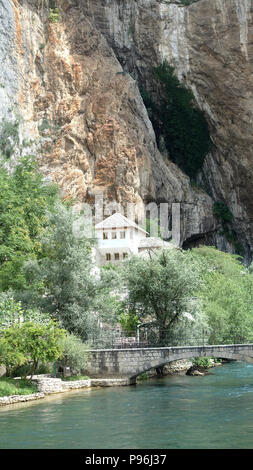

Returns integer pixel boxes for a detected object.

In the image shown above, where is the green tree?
[0,321,66,379]
[0,156,59,291]
[60,333,90,374]
[119,312,139,336]
[192,246,253,344]
[0,292,51,330]
[0,293,24,329]
[21,321,66,379]
[121,248,203,345]
[20,203,99,341]
[0,325,27,376]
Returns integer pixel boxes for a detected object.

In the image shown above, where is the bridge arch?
[85,345,253,382]
[130,350,253,379]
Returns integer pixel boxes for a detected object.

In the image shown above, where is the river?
[1,361,253,449]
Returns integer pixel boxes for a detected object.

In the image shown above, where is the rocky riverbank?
[186,359,223,376]
[137,358,226,381]
[137,359,195,380]
[0,375,134,407]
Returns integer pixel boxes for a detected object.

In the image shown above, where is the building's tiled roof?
[95,212,148,234]
[138,237,175,249]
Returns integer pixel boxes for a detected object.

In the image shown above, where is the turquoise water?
[1,361,253,449]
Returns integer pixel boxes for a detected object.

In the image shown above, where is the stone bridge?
[84,344,253,384]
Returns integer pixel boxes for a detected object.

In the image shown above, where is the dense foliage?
[0,320,65,378]
[59,333,90,374]
[20,202,118,343]
[0,293,51,329]
[111,246,253,347]
[119,249,207,346]
[191,246,253,344]
[141,61,212,179]
[0,156,59,291]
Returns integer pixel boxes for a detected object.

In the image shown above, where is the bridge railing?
[88,328,253,349]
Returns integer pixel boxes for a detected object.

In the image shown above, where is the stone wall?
[32,377,91,394]
[32,376,132,394]
[0,393,44,406]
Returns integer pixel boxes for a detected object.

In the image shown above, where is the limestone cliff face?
[83,0,253,259]
[1,0,253,259]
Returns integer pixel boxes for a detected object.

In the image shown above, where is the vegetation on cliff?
[141,61,212,179]
[213,202,244,256]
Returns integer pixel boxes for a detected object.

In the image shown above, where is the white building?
[95,212,174,267]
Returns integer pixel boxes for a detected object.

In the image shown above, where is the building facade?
[95,212,173,267]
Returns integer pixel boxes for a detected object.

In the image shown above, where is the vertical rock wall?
[2,0,253,258]
[0,0,217,248]
[84,0,253,260]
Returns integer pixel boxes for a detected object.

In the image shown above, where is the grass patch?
[61,375,89,381]
[0,378,38,397]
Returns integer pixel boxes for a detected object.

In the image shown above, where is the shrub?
[213,202,244,256]
[0,118,20,159]
[11,362,52,379]
[49,8,59,23]
[119,313,138,336]
[193,357,213,368]
[137,372,148,381]
[213,202,233,223]
[60,333,90,375]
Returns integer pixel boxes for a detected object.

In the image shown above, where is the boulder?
[186,365,209,376]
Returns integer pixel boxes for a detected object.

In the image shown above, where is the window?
[120,231,126,239]
[123,253,128,259]
[112,232,117,239]
[114,253,120,260]
[130,231,133,239]
[106,253,111,261]
[103,232,108,240]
